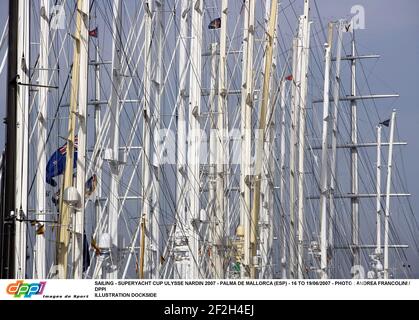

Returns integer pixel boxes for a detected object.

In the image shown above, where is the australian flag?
[46,139,78,187]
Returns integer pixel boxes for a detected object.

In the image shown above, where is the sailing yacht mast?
[350,32,360,271]
[383,110,396,279]
[14,0,30,280]
[214,0,228,279]
[2,0,30,279]
[106,0,122,279]
[0,0,17,278]
[73,0,89,279]
[279,78,287,279]
[296,0,310,279]
[57,0,85,279]
[375,124,382,277]
[319,23,333,279]
[93,12,103,277]
[328,20,344,277]
[142,0,153,279]
[174,0,191,279]
[260,0,277,279]
[187,0,203,279]
[151,0,164,279]
[289,36,298,278]
[208,42,218,278]
[240,0,255,278]
[249,0,278,278]
[34,0,49,279]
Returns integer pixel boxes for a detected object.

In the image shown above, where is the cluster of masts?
[0,0,412,280]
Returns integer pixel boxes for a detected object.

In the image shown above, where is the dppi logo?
[6,280,46,298]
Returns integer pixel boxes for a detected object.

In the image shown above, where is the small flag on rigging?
[46,138,78,187]
[379,119,391,127]
[208,17,221,29]
[285,74,293,81]
[89,27,98,38]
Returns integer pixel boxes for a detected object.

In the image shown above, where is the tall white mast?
[319,23,333,280]
[73,0,89,279]
[208,42,218,278]
[214,0,228,279]
[142,0,153,278]
[57,0,84,279]
[107,0,122,279]
[187,0,203,278]
[260,0,278,279]
[279,79,287,278]
[289,36,299,278]
[151,0,164,278]
[239,0,255,278]
[296,0,310,279]
[350,33,360,269]
[383,110,396,279]
[174,0,191,279]
[14,0,30,279]
[328,20,344,276]
[93,24,103,272]
[249,0,278,278]
[34,0,49,279]
[375,124,382,276]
